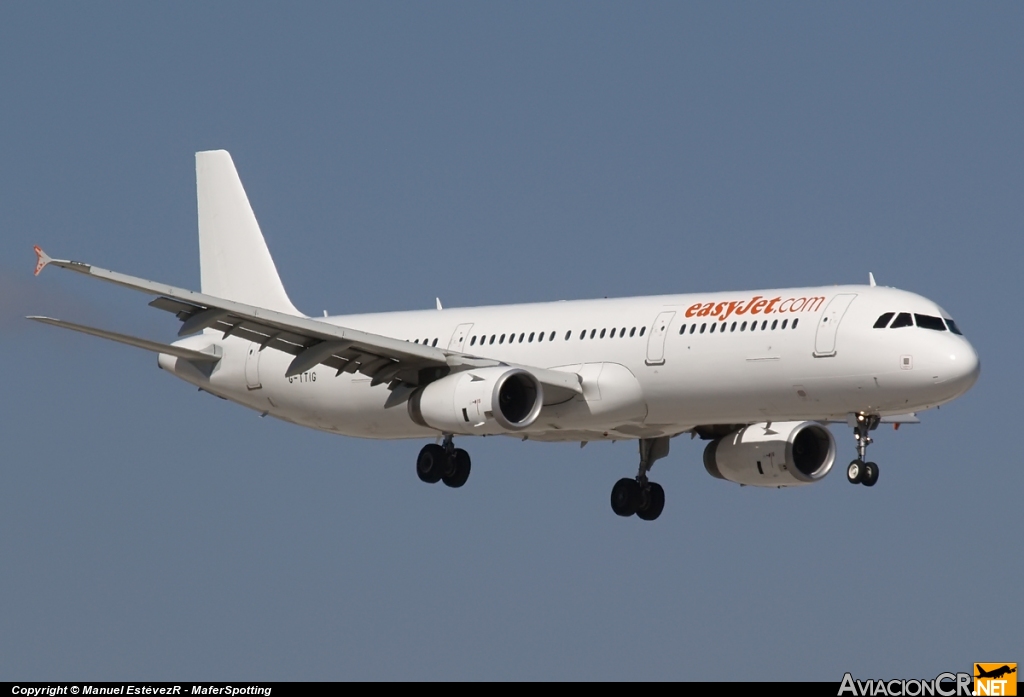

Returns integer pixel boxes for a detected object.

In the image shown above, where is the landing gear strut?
[846,413,880,487]
[611,437,669,521]
[417,435,471,488]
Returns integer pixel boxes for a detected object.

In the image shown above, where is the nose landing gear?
[417,435,471,488]
[846,413,880,487]
[611,437,669,521]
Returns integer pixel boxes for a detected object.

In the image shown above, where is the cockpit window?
[915,314,947,331]
[873,312,895,329]
[945,318,963,335]
[889,312,913,328]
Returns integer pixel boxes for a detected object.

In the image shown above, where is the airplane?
[976,666,1016,680]
[28,150,981,521]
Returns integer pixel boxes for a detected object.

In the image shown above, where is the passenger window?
[731,322,737,332]
[599,329,606,339]
[761,321,767,330]
[470,336,476,346]
[529,332,535,342]
[489,335,496,345]
[781,319,788,329]
[873,312,895,329]
[679,324,686,335]
[709,323,716,333]
[741,321,747,331]
[565,331,572,340]
[945,319,962,335]
[609,328,616,338]
[689,324,696,334]
[549,331,556,341]
[639,326,646,337]
[499,334,506,344]
[771,320,778,330]
[792,318,799,329]
[581,330,586,340]
[700,323,706,334]
[630,327,636,337]
[915,314,947,331]
[590,329,597,339]
[432,338,438,347]
[414,339,420,344]
[890,312,913,328]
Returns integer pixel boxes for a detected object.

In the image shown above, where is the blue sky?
[1,3,1021,680]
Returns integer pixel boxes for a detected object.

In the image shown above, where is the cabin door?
[245,343,262,389]
[645,311,676,366]
[448,323,474,352]
[813,294,858,357]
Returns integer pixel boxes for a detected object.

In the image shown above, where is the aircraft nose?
[946,340,980,394]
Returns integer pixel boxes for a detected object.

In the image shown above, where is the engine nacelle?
[409,367,544,434]
[703,421,836,487]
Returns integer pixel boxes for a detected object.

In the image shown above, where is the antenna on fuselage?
[868,272,877,287]
[436,297,443,310]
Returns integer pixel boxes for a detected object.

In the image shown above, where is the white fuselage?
[160,284,980,442]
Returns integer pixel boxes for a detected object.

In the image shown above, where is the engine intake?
[703,421,836,487]
[409,367,544,434]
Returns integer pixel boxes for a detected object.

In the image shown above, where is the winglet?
[33,246,52,276]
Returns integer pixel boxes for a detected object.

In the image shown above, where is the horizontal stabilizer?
[27,316,221,363]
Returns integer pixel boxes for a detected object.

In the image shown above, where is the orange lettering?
[735,296,762,315]
[720,300,741,321]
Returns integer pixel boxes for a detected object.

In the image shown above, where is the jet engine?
[409,367,544,434]
[703,421,836,487]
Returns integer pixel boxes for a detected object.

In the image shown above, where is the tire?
[443,448,471,488]
[862,462,879,487]
[610,478,641,517]
[636,482,665,521]
[846,460,863,484]
[416,443,445,484]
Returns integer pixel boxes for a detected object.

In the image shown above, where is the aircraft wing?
[32,247,583,400]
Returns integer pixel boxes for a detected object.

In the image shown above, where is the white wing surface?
[31,248,583,400]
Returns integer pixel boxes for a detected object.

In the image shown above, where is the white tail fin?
[196,150,302,316]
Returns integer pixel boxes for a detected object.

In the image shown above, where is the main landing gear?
[611,437,669,521]
[846,413,880,487]
[417,435,471,488]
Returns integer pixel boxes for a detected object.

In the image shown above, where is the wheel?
[846,459,864,484]
[610,478,641,517]
[416,443,445,484]
[862,462,879,487]
[443,448,471,488]
[636,482,665,521]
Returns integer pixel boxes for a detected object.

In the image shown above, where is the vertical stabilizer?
[196,150,302,316]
